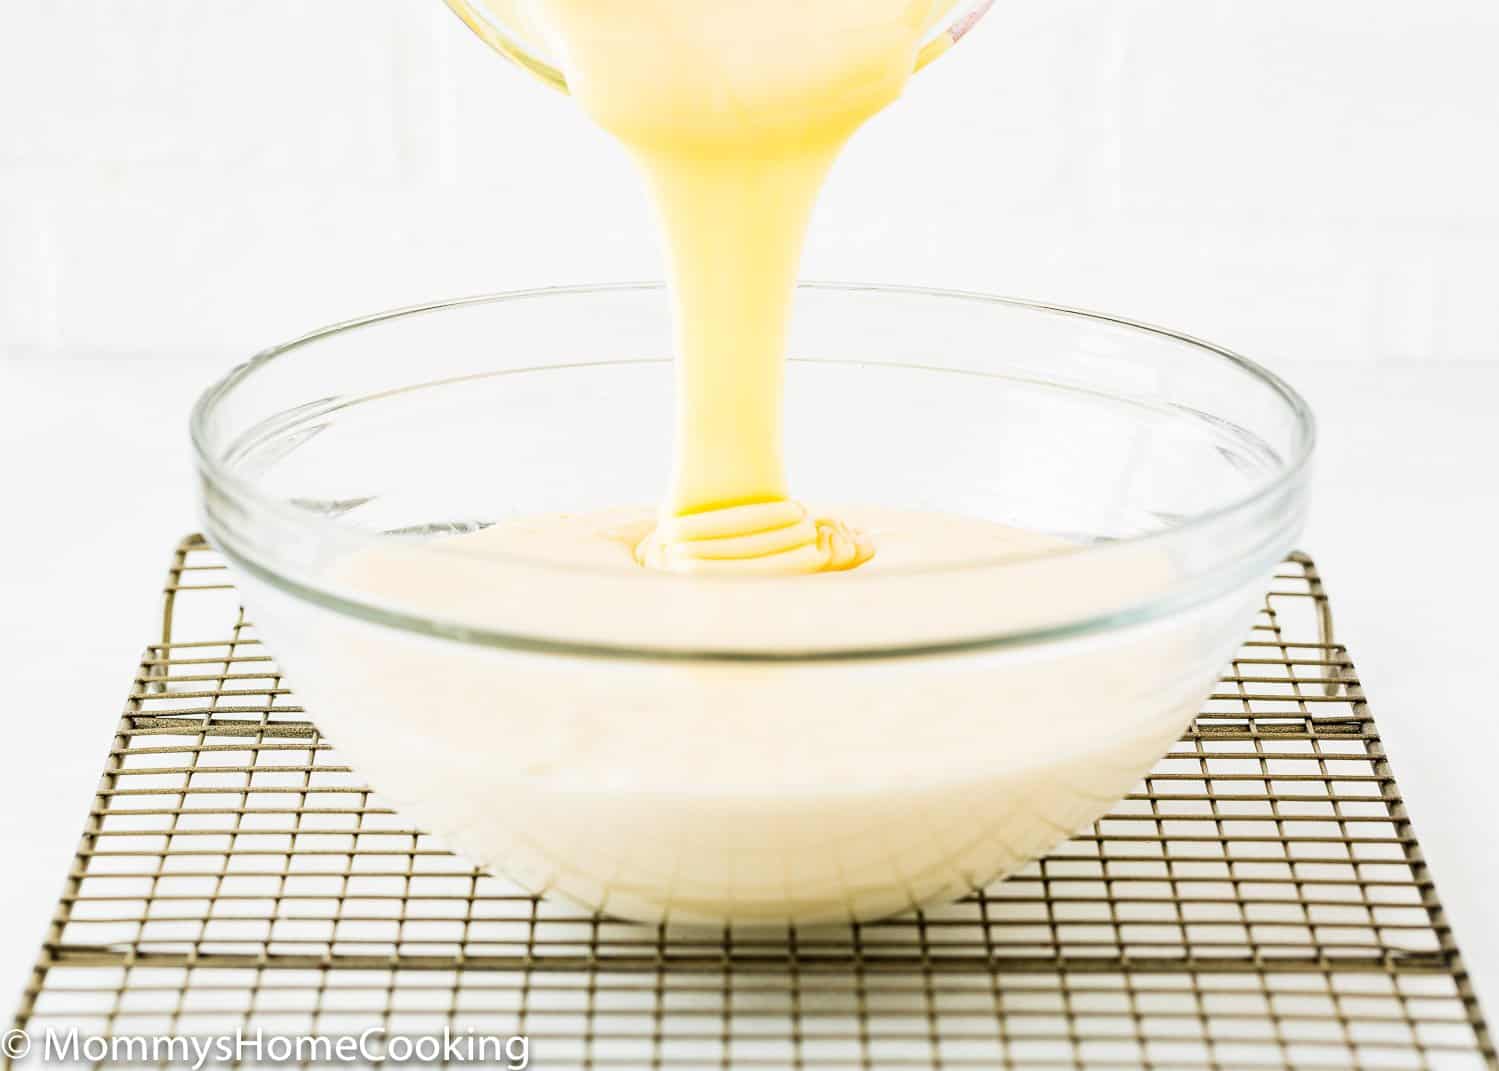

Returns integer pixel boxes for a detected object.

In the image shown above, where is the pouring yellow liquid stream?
[507,0,952,574]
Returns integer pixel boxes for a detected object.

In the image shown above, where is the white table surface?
[2,354,1496,1033]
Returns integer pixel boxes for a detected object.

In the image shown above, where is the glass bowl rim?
[438,0,999,94]
[190,281,1315,658]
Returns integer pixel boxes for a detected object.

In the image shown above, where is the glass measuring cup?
[440,0,997,92]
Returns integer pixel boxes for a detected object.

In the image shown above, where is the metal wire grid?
[10,536,1495,1070]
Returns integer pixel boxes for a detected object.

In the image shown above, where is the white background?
[3,0,1498,1039]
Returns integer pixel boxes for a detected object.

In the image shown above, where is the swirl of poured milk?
[511,0,944,574]
[635,501,874,576]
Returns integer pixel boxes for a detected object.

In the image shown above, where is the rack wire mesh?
[10,536,1494,1070]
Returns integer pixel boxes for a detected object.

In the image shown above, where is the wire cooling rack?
[10,536,1495,1070]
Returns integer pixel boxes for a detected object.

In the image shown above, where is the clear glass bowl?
[192,283,1313,925]
[442,0,998,92]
